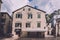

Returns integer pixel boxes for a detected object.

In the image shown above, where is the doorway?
[15,29,21,37]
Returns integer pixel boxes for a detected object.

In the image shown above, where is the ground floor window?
[15,23,22,27]
[26,22,31,28]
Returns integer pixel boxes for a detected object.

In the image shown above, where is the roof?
[0,12,12,19]
[13,5,46,13]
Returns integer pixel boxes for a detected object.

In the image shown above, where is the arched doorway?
[15,29,21,37]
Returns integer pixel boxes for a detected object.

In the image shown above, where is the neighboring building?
[56,18,60,36]
[50,9,60,36]
[0,12,12,37]
[45,14,54,37]
[0,0,2,11]
[12,5,47,38]
[45,14,50,25]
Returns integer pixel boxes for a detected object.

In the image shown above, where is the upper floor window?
[1,14,4,16]
[26,22,31,28]
[1,14,6,17]
[28,8,31,11]
[15,23,22,27]
[16,13,22,18]
[37,14,41,18]
[23,8,25,11]
[1,19,5,23]
[28,13,32,19]
[37,22,41,27]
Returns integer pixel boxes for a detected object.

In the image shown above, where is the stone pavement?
[0,35,19,40]
[0,36,60,40]
[18,37,60,40]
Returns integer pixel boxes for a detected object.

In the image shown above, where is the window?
[37,22,41,27]
[23,8,25,11]
[15,23,22,27]
[26,22,31,28]
[1,19,5,23]
[16,13,22,18]
[1,14,4,16]
[28,13,32,19]
[1,14,6,17]
[28,8,31,11]
[37,14,41,18]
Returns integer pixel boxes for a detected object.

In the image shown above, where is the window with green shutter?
[16,13,22,18]
[26,22,31,28]
[37,22,41,27]
[37,14,41,18]
[28,13,32,19]
[15,23,22,27]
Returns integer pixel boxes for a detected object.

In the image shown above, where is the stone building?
[50,9,60,37]
[12,5,47,38]
[56,18,60,36]
[0,12,12,37]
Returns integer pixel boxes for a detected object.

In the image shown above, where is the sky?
[1,0,60,15]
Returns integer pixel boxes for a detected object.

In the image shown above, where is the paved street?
[0,37,60,40]
[0,37,19,40]
[18,37,60,40]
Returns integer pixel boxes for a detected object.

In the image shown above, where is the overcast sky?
[1,0,60,15]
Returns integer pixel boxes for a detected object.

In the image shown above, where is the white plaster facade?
[12,5,47,37]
